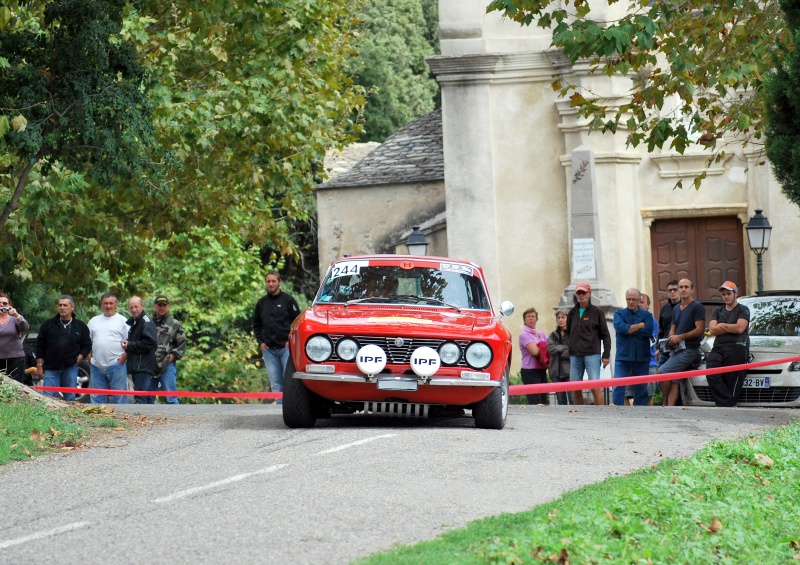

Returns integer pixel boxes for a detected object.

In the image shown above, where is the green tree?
[765,0,800,208]
[486,0,786,188]
[358,0,440,141]
[0,0,164,290]
[1,0,365,307]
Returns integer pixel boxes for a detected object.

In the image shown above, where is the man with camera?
[0,293,29,384]
[657,278,706,406]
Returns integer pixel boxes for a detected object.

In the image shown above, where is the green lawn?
[355,420,800,564]
[0,381,123,464]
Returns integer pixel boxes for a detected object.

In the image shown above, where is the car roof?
[750,290,800,297]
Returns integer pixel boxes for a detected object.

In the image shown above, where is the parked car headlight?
[438,342,461,365]
[336,338,359,361]
[465,342,492,369]
[789,361,800,372]
[306,335,333,362]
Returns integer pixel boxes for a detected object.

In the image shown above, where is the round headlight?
[305,335,333,362]
[438,342,461,365]
[465,342,492,369]
[336,338,359,361]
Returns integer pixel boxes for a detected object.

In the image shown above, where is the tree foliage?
[0,0,164,289]
[486,0,787,187]
[357,0,439,141]
[1,0,365,306]
[765,0,800,208]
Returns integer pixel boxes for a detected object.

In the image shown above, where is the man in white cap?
[565,282,611,405]
[706,281,750,407]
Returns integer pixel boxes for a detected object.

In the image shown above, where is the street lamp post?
[405,226,428,256]
[745,209,772,293]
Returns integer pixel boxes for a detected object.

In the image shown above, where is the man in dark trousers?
[36,295,91,401]
[706,281,750,406]
[123,296,157,404]
[253,271,301,398]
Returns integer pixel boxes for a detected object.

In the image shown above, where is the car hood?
[312,305,484,332]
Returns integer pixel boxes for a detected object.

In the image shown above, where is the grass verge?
[0,381,124,465]
[355,420,800,564]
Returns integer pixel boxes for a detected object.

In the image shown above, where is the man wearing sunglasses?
[565,282,611,405]
[657,280,680,346]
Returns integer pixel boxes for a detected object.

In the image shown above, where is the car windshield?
[315,261,491,310]
[739,296,800,336]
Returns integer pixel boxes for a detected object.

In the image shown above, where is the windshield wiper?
[388,295,461,311]
[345,296,394,306]
[346,295,461,311]
[414,296,461,311]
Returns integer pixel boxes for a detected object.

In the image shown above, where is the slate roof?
[319,108,443,189]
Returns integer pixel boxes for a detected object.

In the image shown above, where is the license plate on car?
[376,377,418,391]
[743,377,771,388]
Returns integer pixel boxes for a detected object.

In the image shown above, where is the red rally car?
[282,255,515,429]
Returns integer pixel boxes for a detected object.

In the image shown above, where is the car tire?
[473,363,509,430]
[282,357,317,428]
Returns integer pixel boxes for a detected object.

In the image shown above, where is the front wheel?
[472,364,509,430]
[282,357,316,428]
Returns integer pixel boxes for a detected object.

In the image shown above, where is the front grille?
[691,386,800,403]
[362,402,432,417]
[329,335,471,367]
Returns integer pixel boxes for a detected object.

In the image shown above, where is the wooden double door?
[651,217,746,318]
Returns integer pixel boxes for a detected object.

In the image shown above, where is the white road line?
[152,464,289,503]
[316,433,398,455]
[0,521,90,550]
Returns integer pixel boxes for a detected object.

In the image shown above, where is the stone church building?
[317,0,799,364]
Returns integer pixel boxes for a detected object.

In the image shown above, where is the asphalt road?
[1,404,797,564]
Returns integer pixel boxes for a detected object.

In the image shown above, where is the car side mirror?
[498,301,515,318]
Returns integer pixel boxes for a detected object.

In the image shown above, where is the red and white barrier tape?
[509,354,800,396]
[31,355,800,399]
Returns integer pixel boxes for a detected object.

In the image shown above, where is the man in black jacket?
[123,296,157,404]
[657,280,680,342]
[253,271,300,398]
[35,295,91,401]
[565,282,612,406]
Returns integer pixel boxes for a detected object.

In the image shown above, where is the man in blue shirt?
[658,278,706,406]
[612,288,655,406]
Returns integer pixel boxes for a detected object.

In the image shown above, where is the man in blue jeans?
[565,282,612,405]
[611,288,654,406]
[88,292,129,404]
[35,295,92,401]
[151,295,186,405]
[253,271,301,401]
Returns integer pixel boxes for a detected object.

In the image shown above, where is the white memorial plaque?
[572,238,596,280]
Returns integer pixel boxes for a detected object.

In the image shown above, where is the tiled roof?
[319,109,443,189]
[323,142,381,182]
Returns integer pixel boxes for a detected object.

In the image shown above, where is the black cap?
[154,294,170,305]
